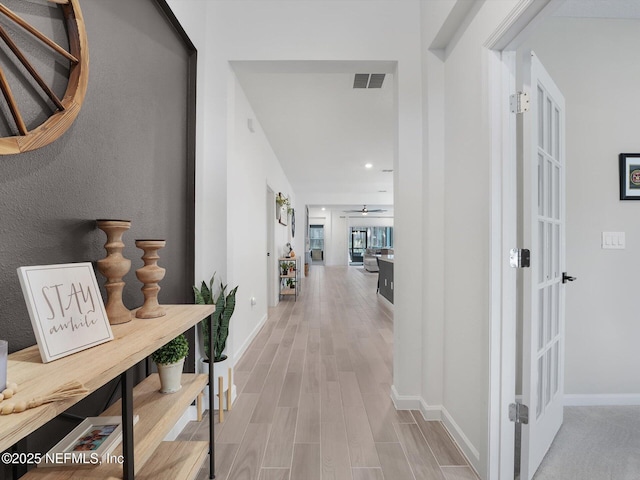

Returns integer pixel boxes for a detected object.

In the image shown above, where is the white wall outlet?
[250,297,257,306]
[602,232,625,249]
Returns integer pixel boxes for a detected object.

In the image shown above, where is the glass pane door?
[350,228,367,264]
[310,225,324,262]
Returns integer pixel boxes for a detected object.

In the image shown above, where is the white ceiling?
[554,0,640,18]
[231,1,640,215]
[233,62,395,206]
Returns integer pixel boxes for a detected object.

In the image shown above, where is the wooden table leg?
[218,376,224,423]
[227,368,233,411]
[196,392,203,422]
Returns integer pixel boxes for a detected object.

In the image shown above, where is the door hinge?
[509,403,529,425]
[509,248,530,268]
[510,91,530,114]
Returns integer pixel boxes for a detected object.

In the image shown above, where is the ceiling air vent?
[353,74,369,88]
[368,74,385,88]
[353,73,386,89]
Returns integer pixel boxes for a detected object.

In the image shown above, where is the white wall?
[164,0,226,369]
[164,0,296,363]
[227,76,295,361]
[421,0,521,475]
[167,1,525,476]
[522,17,640,399]
[206,0,425,406]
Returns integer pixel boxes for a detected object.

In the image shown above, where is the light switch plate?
[602,232,625,249]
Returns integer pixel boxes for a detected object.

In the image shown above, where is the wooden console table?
[1,304,215,479]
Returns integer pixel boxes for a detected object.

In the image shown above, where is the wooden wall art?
[0,0,89,155]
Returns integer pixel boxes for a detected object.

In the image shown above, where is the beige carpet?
[533,406,640,480]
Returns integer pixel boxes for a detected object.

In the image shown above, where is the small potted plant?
[151,334,188,393]
[193,275,238,405]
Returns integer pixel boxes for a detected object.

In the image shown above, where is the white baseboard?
[399,394,480,472]
[441,406,481,465]
[235,313,268,362]
[165,405,197,441]
[387,389,481,474]
[564,393,640,406]
[390,385,441,420]
[390,385,423,410]
[418,399,444,421]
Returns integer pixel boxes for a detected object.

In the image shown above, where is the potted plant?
[275,192,290,208]
[193,275,238,405]
[151,334,189,393]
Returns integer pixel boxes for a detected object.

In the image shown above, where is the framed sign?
[619,153,640,200]
[17,263,114,363]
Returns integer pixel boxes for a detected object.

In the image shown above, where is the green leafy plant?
[276,192,290,207]
[151,334,189,365]
[193,274,239,362]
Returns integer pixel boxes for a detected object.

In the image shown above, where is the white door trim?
[266,185,277,307]
[488,47,517,480]
[485,0,567,478]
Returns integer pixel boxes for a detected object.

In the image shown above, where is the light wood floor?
[178,266,479,480]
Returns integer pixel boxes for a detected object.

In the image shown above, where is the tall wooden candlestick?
[135,240,167,319]
[96,219,132,325]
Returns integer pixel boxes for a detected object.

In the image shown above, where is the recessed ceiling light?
[365,163,373,169]
[321,207,326,211]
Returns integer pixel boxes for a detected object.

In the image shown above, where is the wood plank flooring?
[178,266,479,480]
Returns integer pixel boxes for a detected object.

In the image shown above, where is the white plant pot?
[156,358,185,393]
[198,356,235,410]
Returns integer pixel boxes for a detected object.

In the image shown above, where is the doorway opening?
[309,224,324,264]
[348,227,366,265]
[490,2,640,479]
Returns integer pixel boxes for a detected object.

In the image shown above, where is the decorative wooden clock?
[0,0,88,155]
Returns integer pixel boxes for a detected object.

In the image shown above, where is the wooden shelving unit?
[2,304,214,479]
[278,257,300,300]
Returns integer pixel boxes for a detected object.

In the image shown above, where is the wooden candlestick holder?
[96,219,132,325]
[135,240,167,319]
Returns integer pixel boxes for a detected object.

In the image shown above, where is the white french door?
[520,51,566,480]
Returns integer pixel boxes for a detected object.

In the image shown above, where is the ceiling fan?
[343,205,387,215]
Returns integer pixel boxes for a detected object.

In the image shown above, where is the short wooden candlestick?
[96,219,132,325]
[135,240,167,319]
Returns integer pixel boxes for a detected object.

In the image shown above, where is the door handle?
[562,272,576,284]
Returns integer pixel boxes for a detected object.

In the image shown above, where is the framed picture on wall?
[619,153,640,200]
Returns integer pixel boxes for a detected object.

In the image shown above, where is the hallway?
[179,266,478,480]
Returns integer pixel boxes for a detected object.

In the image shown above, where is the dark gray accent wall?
[0,0,196,465]
[0,0,195,350]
